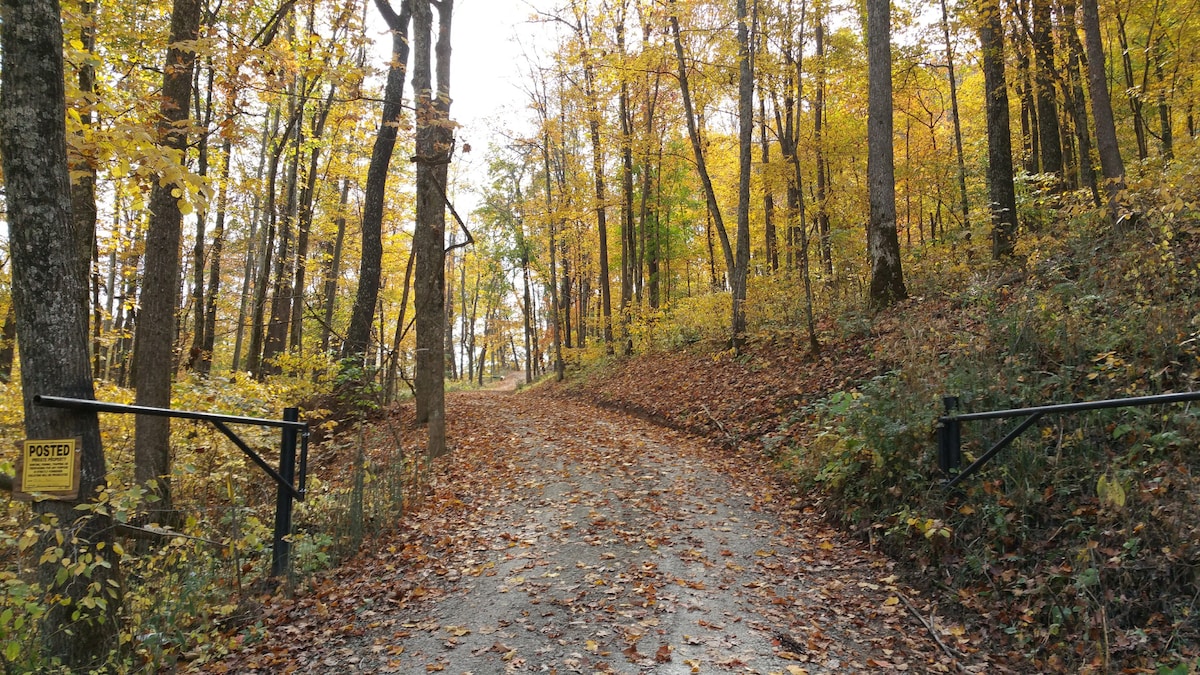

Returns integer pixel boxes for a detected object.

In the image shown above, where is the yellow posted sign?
[14,438,80,501]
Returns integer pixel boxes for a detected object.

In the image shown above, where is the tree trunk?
[262,94,302,374]
[669,1,735,294]
[70,0,99,371]
[941,0,970,228]
[1060,0,1101,206]
[445,237,457,380]
[412,0,452,458]
[1032,0,1064,180]
[813,15,832,277]
[0,303,15,382]
[1081,0,1129,223]
[1154,36,1173,160]
[0,0,119,664]
[384,249,414,402]
[343,0,412,361]
[866,0,907,309]
[320,179,350,355]
[232,113,272,372]
[639,68,662,308]
[542,130,565,381]
[759,96,778,273]
[246,111,295,377]
[290,84,335,354]
[616,0,635,356]
[980,0,1020,258]
[188,61,214,372]
[133,0,202,512]
[730,0,754,347]
[199,136,230,374]
[1114,10,1149,160]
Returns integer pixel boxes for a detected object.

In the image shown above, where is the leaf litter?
[209,387,998,673]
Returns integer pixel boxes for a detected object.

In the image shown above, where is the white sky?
[366,0,553,216]
[447,0,544,214]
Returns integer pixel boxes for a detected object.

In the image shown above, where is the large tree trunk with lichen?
[1,0,119,665]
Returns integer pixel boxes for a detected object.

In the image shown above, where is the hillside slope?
[543,217,1200,672]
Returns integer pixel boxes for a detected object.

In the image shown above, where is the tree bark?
[731,0,754,346]
[232,113,272,372]
[412,0,453,458]
[188,61,214,372]
[866,0,907,309]
[1059,0,1101,206]
[0,0,119,664]
[1114,9,1149,160]
[133,0,202,511]
[320,179,350,355]
[979,0,1020,258]
[291,84,336,353]
[1081,0,1129,223]
[940,0,971,228]
[573,2,615,354]
[199,137,231,374]
[669,1,735,298]
[759,96,778,273]
[1031,0,1064,179]
[343,0,412,361]
[617,1,636,356]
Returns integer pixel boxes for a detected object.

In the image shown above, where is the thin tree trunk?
[940,0,970,228]
[980,0,1020,257]
[320,179,350,355]
[291,84,336,353]
[233,112,272,372]
[542,129,565,380]
[343,0,412,361]
[759,96,778,273]
[133,0,202,511]
[262,88,303,374]
[669,1,735,291]
[1060,0,1101,206]
[1032,0,1064,180]
[579,35,614,351]
[866,0,907,308]
[1081,0,1129,223]
[384,249,415,402]
[412,0,453,459]
[188,61,214,371]
[199,136,231,374]
[813,14,832,278]
[1114,9,1149,160]
[71,0,99,374]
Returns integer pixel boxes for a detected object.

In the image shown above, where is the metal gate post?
[937,396,961,474]
[271,407,300,577]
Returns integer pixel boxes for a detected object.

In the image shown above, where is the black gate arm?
[939,391,1200,489]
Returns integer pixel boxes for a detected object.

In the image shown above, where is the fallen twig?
[698,403,732,440]
[898,592,967,671]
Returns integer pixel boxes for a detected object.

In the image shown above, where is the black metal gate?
[937,391,1200,489]
[34,395,310,577]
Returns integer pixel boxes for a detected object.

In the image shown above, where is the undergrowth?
[0,362,430,672]
[781,187,1200,670]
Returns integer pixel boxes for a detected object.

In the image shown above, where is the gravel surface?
[220,390,993,674]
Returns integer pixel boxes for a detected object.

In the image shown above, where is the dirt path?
[222,391,989,674]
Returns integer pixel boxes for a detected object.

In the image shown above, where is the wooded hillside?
[1,0,1197,670]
